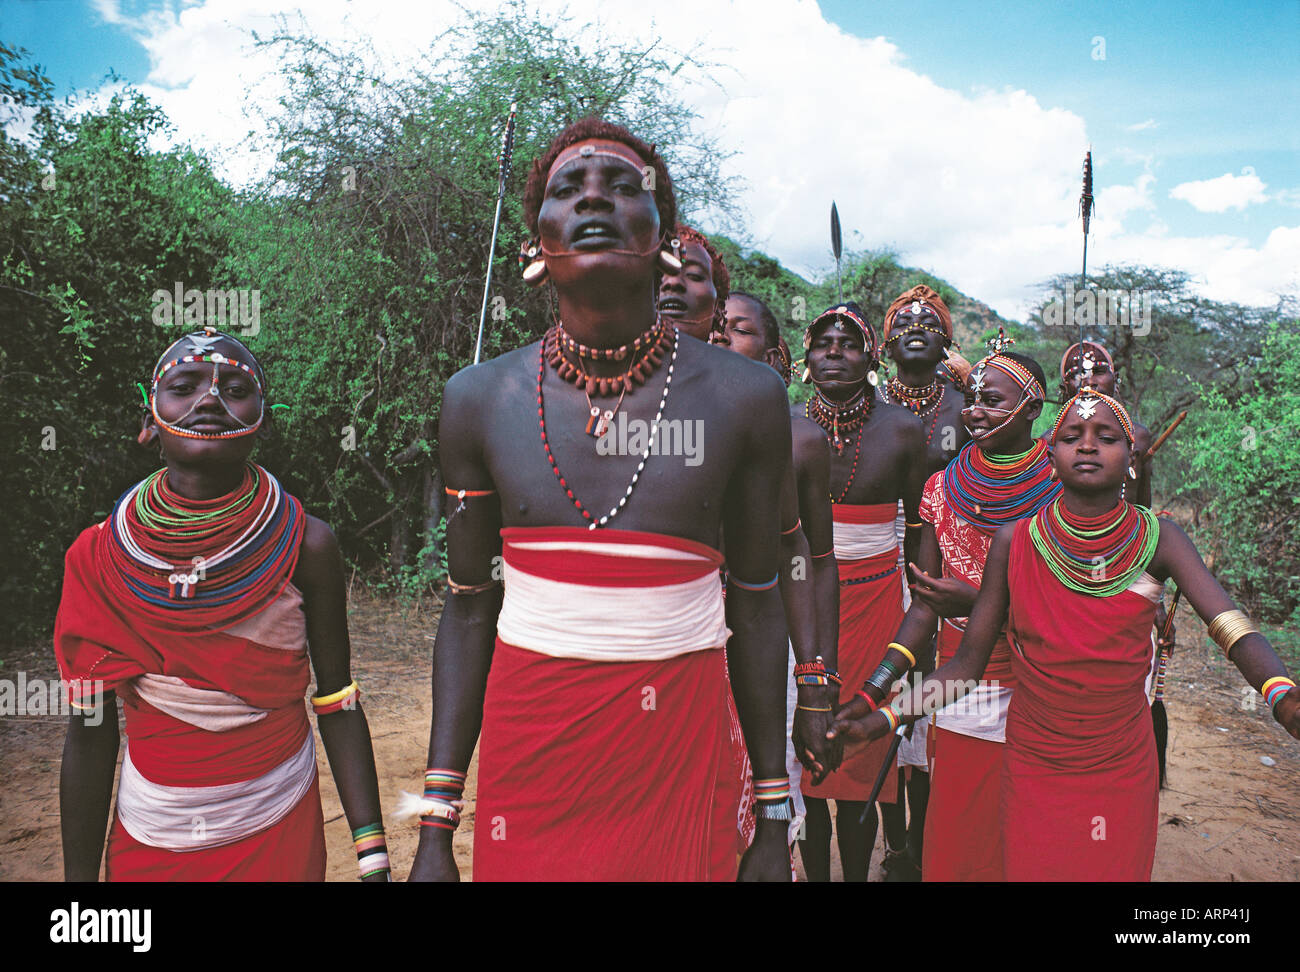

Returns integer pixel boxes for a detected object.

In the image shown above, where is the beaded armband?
[418,768,467,832]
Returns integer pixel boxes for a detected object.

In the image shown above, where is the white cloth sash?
[116,730,316,851]
[833,519,899,561]
[132,674,268,732]
[496,541,730,662]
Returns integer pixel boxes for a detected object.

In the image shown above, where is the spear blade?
[473,101,519,366]
[831,201,843,302]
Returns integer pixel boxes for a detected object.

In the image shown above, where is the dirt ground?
[2,592,1297,882]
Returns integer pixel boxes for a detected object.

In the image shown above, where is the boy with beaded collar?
[56,327,388,881]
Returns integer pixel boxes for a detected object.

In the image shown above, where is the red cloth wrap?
[1001,520,1159,881]
[802,518,904,803]
[473,638,743,881]
[105,776,325,882]
[922,726,1004,881]
[54,521,322,879]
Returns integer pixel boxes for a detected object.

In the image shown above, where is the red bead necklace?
[537,328,680,530]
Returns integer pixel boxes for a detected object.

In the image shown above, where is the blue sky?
[3,0,1297,315]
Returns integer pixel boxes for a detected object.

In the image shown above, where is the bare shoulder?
[681,337,788,410]
[791,413,828,451]
[444,341,542,410]
[299,513,341,562]
[1133,419,1152,453]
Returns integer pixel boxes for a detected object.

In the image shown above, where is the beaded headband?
[803,304,880,365]
[1050,390,1135,446]
[1060,341,1114,383]
[149,328,265,440]
[883,301,949,344]
[546,140,647,187]
[971,355,1045,403]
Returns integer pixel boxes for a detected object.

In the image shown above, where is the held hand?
[825,704,891,748]
[1274,689,1300,741]
[737,822,792,882]
[793,693,841,784]
[908,563,978,617]
[407,836,460,882]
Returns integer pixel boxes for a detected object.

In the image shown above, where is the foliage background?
[2,8,1296,646]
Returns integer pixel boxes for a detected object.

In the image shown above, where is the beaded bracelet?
[905,521,923,529]
[731,573,780,592]
[1262,677,1297,711]
[352,823,391,881]
[753,778,792,803]
[419,768,466,832]
[311,680,359,715]
[796,704,833,712]
[880,707,900,732]
[887,642,917,668]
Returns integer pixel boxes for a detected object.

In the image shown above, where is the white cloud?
[1124,119,1157,132]
[78,0,1296,319]
[1170,170,1269,213]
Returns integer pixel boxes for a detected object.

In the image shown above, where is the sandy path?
[2,595,1295,882]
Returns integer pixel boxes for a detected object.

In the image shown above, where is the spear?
[830,201,843,303]
[1077,148,1095,353]
[472,101,519,366]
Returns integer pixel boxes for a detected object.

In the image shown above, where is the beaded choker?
[884,377,945,446]
[805,388,871,454]
[942,439,1061,534]
[103,463,305,629]
[544,319,672,398]
[1028,498,1159,596]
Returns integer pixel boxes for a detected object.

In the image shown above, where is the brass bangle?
[1206,610,1259,659]
[905,521,923,529]
[887,642,917,667]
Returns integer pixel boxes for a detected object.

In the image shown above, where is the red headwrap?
[883,285,953,342]
[1059,341,1115,384]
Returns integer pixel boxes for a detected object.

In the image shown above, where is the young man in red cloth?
[719,292,842,846]
[832,388,1300,880]
[658,223,727,342]
[56,328,388,881]
[867,337,1060,881]
[796,301,927,882]
[874,284,969,880]
[407,119,792,882]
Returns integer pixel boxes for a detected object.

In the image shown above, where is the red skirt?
[922,727,1004,881]
[801,549,904,804]
[105,774,326,882]
[472,638,743,881]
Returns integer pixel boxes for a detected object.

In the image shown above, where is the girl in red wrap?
[831,389,1300,881]
[56,328,388,882]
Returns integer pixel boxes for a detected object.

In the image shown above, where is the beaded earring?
[520,240,547,286]
[1127,465,1137,480]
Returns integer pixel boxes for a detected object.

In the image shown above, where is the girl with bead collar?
[55,327,388,881]
[830,388,1299,880]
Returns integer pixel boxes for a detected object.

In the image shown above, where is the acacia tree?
[223,3,737,589]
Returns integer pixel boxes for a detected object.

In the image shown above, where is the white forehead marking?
[1076,397,1099,420]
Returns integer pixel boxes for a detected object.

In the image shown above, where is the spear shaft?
[473,102,518,366]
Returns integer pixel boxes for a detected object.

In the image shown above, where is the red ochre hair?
[522,117,676,238]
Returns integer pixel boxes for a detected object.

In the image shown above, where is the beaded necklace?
[942,439,1061,534]
[884,377,945,446]
[537,328,679,530]
[1028,497,1159,596]
[104,463,305,629]
[544,319,671,398]
[805,388,871,454]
